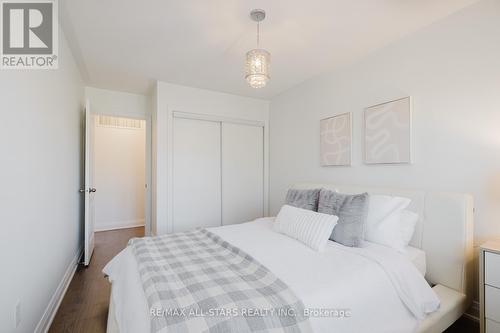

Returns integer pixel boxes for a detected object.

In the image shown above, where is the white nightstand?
[480,240,500,333]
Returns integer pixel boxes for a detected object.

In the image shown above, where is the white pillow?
[274,205,338,252]
[365,195,411,253]
[400,210,419,245]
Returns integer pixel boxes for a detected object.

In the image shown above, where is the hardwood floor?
[49,227,144,333]
[444,316,479,333]
[49,226,478,333]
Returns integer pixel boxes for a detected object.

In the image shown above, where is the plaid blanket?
[129,229,311,333]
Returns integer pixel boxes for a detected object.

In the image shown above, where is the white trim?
[145,115,152,236]
[35,247,83,333]
[173,111,265,127]
[95,220,145,232]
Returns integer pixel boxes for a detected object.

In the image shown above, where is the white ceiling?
[61,0,478,100]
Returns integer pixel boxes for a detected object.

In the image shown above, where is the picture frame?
[364,96,412,164]
[320,112,352,166]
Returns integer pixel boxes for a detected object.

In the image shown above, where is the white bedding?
[103,218,438,333]
[406,246,427,277]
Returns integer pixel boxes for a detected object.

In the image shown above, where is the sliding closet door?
[222,123,264,225]
[172,117,221,232]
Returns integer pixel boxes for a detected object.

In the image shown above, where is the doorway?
[92,115,148,233]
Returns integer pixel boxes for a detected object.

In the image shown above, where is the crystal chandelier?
[245,9,270,89]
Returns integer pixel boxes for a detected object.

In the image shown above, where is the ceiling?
[61,0,479,100]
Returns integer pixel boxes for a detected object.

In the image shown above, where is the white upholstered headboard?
[291,183,474,302]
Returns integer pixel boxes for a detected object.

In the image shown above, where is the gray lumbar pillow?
[285,188,321,211]
[317,189,369,247]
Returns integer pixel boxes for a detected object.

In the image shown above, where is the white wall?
[85,87,151,118]
[269,0,500,303]
[93,121,146,231]
[0,29,83,332]
[153,81,270,235]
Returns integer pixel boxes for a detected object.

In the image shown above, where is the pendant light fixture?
[245,9,270,89]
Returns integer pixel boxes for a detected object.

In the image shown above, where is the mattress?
[103,218,438,333]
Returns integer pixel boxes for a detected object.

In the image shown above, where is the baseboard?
[34,247,83,333]
[95,219,145,232]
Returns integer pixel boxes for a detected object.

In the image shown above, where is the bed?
[104,184,474,333]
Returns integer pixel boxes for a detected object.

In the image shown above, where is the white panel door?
[222,123,264,225]
[83,100,96,266]
[173,117,221,232]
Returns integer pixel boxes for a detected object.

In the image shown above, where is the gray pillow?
[285,188,321,211]
[318,189,369,247]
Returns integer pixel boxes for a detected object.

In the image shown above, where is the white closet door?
[222,123,264,225]
[173,117,221,232]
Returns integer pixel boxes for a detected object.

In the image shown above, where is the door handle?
[79,188,97,193]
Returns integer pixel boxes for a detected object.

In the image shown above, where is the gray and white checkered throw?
[129,229,312,333]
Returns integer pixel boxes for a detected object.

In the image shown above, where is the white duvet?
[103,218,439,333]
